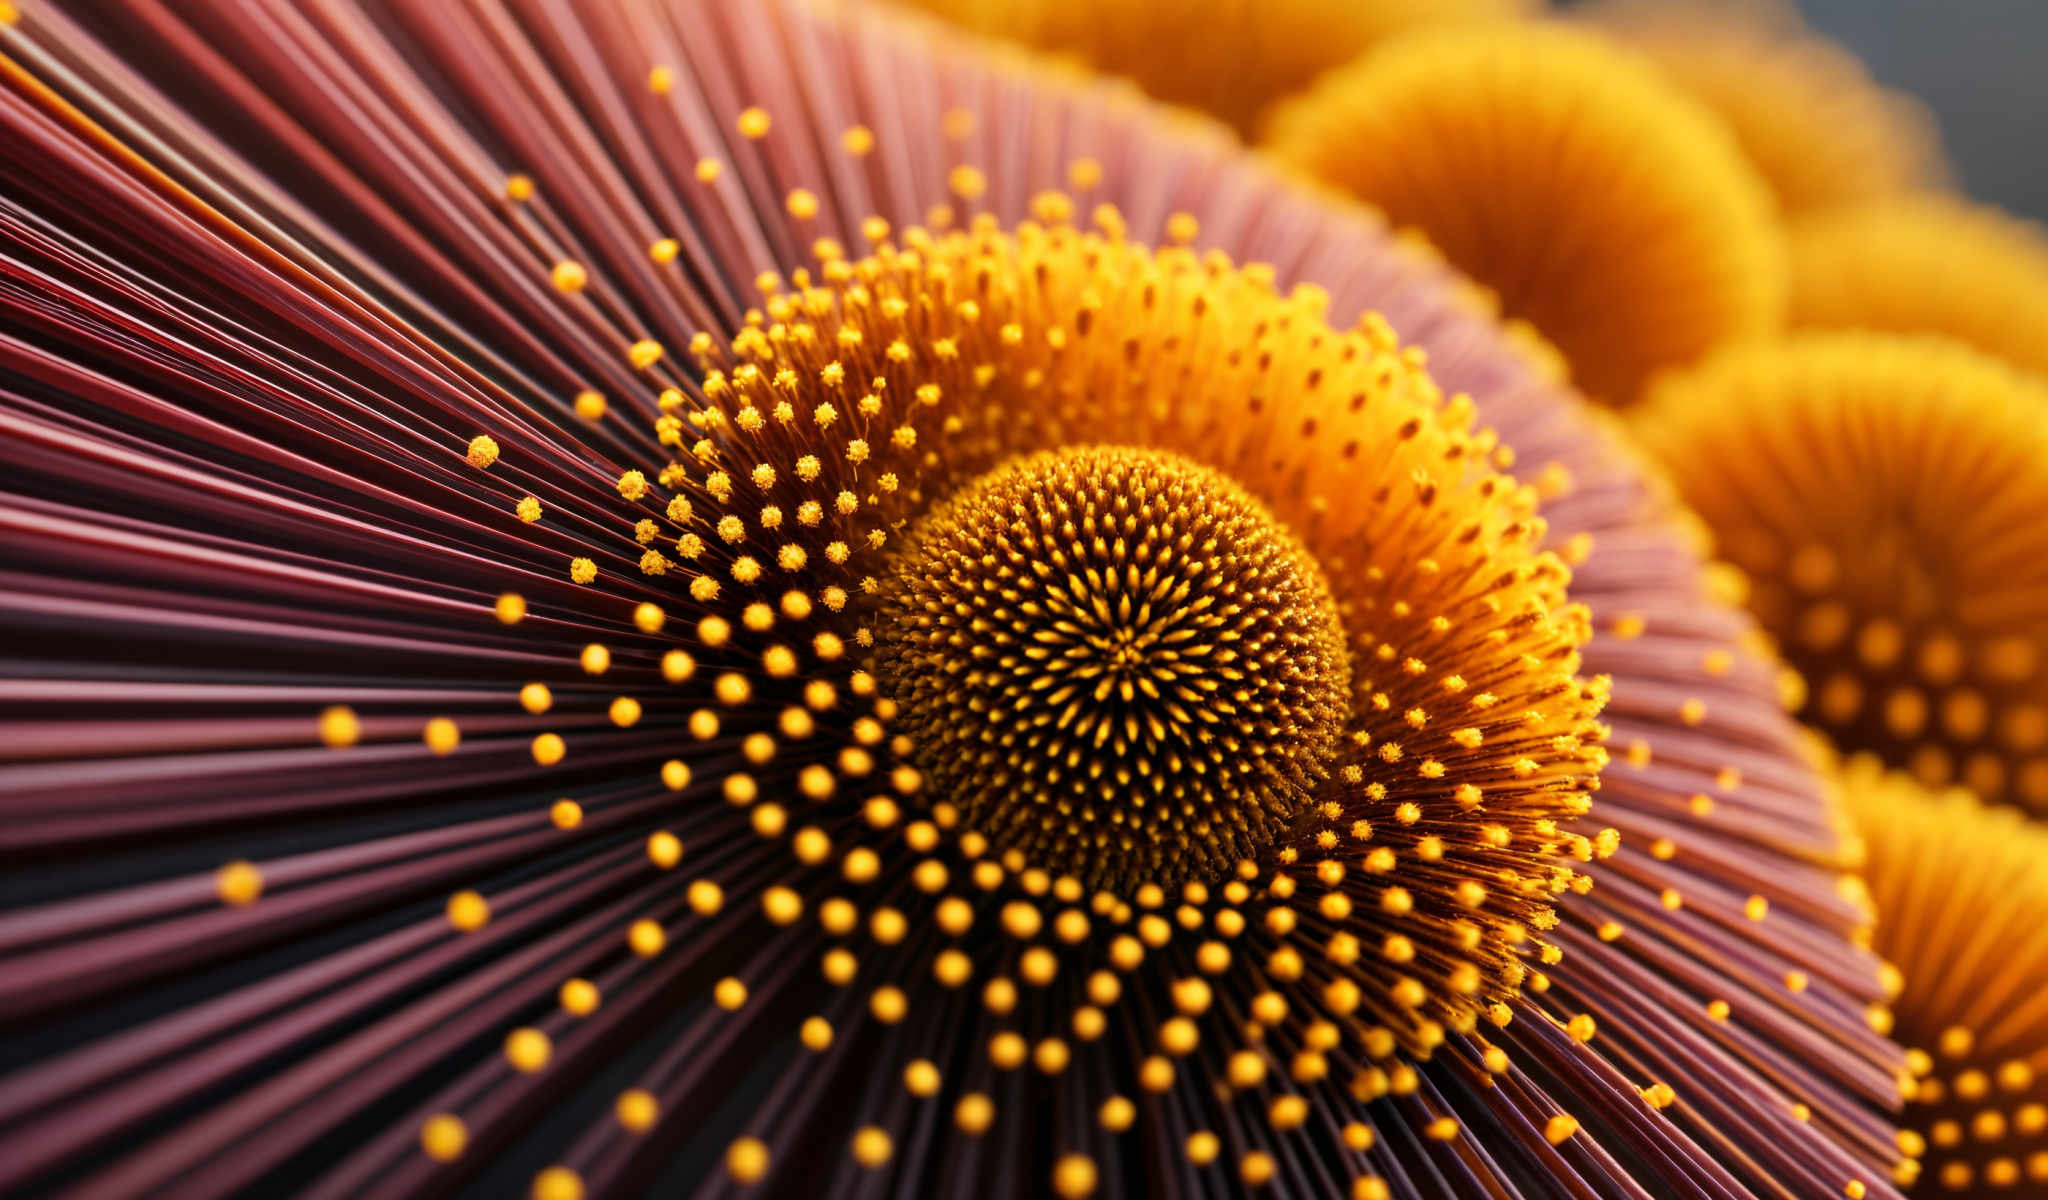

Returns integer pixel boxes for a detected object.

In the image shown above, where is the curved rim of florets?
[575,212,1618,1077]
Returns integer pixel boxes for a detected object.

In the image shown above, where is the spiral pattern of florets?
[875,445,1351,889]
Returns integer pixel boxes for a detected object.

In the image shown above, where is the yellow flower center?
[874,445,1351,889]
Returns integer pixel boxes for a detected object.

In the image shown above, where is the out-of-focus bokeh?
[1794,0,2044,219]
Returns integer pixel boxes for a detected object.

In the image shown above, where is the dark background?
[1797,0,2044,220]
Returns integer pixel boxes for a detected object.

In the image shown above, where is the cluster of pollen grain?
[1635,334,2048,810]
[1843,755,2048,1194]
[873,445,1352,891]
[447,184,1610,1179]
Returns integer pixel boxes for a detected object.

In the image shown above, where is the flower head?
[1789,197,2048,380]
[1585,0,1948,218]
[1634,333,2048,809]
[0,1,1898,1197]
[1842,754,2048,1195]
[1264,22,1786,405]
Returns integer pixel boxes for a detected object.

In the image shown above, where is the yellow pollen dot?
[318,705,360,748]
[646,831,683,869]
[628,918,665,957]
[694,158,722,184]
[761,887,803,925]
[1053,1153,1098,1198]
[569,558,597,585]
[949,165,987,200]
[726,1137,769,1184]
[531,1167,582,1200]
[495,592,526,624]
[465,435,500,468]
[955,1093,994,1135]
[661,650,696,682]
[580,643,610,675]
[550,261,587,293]
[549,799,582,829]
[629,603,665,635]
[503,174,534,201]
[447,889,490,932]
[411,717,462,757]
[736,107,771,138]
[821,949,856,984]
[504,1027,551,1072]
[559,978,600,1016]
[420,1113,468,1161]
[614,1087,659,1133]
[215,860,263,907]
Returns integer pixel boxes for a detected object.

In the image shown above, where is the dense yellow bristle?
[1789,196,2048,381]
[1840,753,2048,1198]
[1264,23,1784,405]
[1588,0,1947,217]
[1634,333,2048,808]
[897,0,1531,136]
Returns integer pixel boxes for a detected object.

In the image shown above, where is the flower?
[1584,0,1948,218]
[0,1,1898,1197]
[1633,333,2048,809]
[1263,22,1786,405]
[893,0,1533,137]
[1788,197,2048,380]
[1840,754,2048,1195]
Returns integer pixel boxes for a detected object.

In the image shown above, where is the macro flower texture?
[3,0,2010,1199]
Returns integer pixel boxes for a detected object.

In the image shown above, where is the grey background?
[1797,0,2044,219]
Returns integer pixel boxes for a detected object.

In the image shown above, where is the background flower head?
[1633,333,2048,812]
[1583,0,1949,219]
[1262,21,1786,406]
[1839,753,2048,1195]
[1788,196,2048,382]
